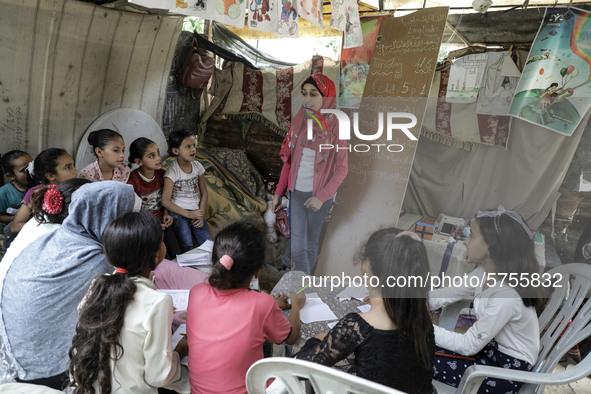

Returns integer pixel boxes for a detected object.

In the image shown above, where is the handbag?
[177,37,214,99]
[275,208,290,238]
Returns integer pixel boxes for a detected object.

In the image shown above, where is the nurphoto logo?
[306,109,418,153]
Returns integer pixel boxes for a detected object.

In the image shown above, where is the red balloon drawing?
[567,65,575,74]
[539,68,544,75]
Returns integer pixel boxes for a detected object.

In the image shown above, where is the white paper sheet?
[336,285,369,301]
[357,304,371,313]
[158,289,190,311]
[299,292,337,324]
[176,241,214,266]
[171,324,189,366]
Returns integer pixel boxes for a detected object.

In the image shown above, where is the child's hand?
[195,209,205,219]
[162,212,173,228]
[274,293,290,310]
[191,218,204,228]
[289,292,306,310]
[304,197,322,211]
[187,210,201,220]
[271,194,282,213]
[174,335,189,359]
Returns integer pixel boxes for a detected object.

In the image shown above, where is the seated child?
[6,148,77,248]
[162,129,211,252]
[430,207,543,394]
[1,178,91,269]
[186,221,304,393]
[68,211,189,394]
[128,137,181,259]
[78,129,130,182]
[297,229,436,394]
[0,150,33,227]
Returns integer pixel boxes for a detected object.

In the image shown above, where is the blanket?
[199,56,341,136]
[422,70,511,151]
[164,149,266,236]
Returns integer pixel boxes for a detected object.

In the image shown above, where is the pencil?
[296,284,310,294]
[435,352,476,362]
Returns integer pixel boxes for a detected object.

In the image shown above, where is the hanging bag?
[177,37,214,99]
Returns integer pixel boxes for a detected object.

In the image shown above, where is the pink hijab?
[279,74,337,162]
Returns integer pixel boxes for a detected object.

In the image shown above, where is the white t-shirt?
[164,160,205,210]
[295,147,315,192]
[430,266,540,365]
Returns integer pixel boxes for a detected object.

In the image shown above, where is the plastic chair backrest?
[522,263,591,393]
[245,357,406,394]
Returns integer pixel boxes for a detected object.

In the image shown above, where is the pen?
[296,284,310,294]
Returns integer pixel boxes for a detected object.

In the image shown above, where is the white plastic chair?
[245,357,405,394]
[0,383,63,393]
[433,263,591,394]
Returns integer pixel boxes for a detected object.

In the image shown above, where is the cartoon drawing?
[250,0,271,22]
[526,50,562,64]
[277,0,298,37]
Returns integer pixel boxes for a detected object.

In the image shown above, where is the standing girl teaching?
[271,73,348,274]
[68,211,189,394]
[162,129,211,253]
[186,221,304,394]
[430,207,543,393]
[78,128,130,183]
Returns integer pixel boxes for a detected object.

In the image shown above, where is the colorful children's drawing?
[276,0,298,37]
[330,0,346,31]
[477,52,521,116]
[298,0,323,29]
[339,16,383,108]
[248,0,278,32]
[342,0,362,49]
[509,7,591,136]
[172,0,247,28]
[446,53,488,103]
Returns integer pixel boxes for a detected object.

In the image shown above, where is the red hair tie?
[115,267,129,274]
[42,185,64,215]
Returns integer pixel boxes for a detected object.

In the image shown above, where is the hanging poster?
[342,0,362,49]
[330,0,362,49]
[248,0,278,32]
[298,0,323,29]
[173,0,247,29]
[477,52,521,115]
[446,53,488,103]
[509,7,591,136]
[276,0,299,37]
[339,16,384,108]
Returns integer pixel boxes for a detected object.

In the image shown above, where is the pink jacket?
[276,121,348,203]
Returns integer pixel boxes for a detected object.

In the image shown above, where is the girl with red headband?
[271,73,348,274]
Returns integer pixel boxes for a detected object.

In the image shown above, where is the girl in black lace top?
[297,229,436,394]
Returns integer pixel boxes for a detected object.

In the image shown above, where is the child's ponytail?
[209,221,266,290]
[68,274,137,394]
[30,178,91,224]
[361,228,434,370]
[68,211,163,394]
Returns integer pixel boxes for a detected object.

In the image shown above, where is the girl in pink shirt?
[186,221,305,394]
